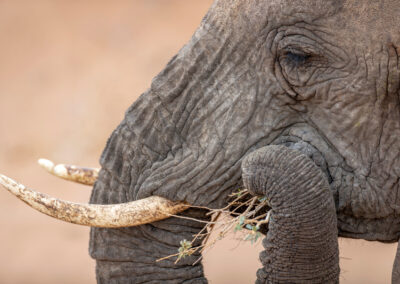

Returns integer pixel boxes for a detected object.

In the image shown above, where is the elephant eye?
[276,36,335,91]
[281,49,312,68]
[286,51,310,65]
[277,46,320,87]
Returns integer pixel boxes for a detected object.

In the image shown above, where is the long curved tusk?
[0,174,189,227]
[38,158,99,186]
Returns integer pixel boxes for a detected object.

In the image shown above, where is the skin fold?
[89,0,400,283]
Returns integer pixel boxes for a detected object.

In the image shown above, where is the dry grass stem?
[156,189,270,265]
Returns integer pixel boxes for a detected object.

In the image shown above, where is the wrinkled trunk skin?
[242,145,339,283]
[88,73,212,282]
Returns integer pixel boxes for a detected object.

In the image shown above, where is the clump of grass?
[157,189,270,264]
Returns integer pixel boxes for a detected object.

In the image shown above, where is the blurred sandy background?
[0,1,396,283]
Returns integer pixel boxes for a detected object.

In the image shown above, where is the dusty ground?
[0,1,396,283]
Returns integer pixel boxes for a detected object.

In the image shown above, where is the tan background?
[0,1,396,283]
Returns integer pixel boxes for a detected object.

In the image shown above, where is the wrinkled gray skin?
[89,0,400,283]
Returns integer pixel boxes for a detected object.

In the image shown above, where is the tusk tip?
[0,173,6,184]
[0,174,10,185]
[38,158,55,172]
[0,174,21,192]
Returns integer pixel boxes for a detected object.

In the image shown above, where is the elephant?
[1,0,400,283]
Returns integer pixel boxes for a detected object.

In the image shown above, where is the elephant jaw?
[0,160,189,228]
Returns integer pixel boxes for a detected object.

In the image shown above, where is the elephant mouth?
[267,123,343,213]
[235,124,338,235]
[272,135,333,185]
[269,122,343,187]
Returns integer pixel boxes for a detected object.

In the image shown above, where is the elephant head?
[2,0,400,283]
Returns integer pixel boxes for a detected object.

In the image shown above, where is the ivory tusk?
[38,158,99,186]
[0,174,189,227]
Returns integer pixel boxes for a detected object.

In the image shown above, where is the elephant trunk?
[242,145,339,283]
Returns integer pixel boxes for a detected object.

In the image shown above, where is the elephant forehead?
[340,0,400,46]
[210,0,400,51]
[342,0,400,26]
[209,0,342,30]
[271,0,400,51]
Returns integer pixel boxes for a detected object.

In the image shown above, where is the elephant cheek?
[242,145,339,283]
